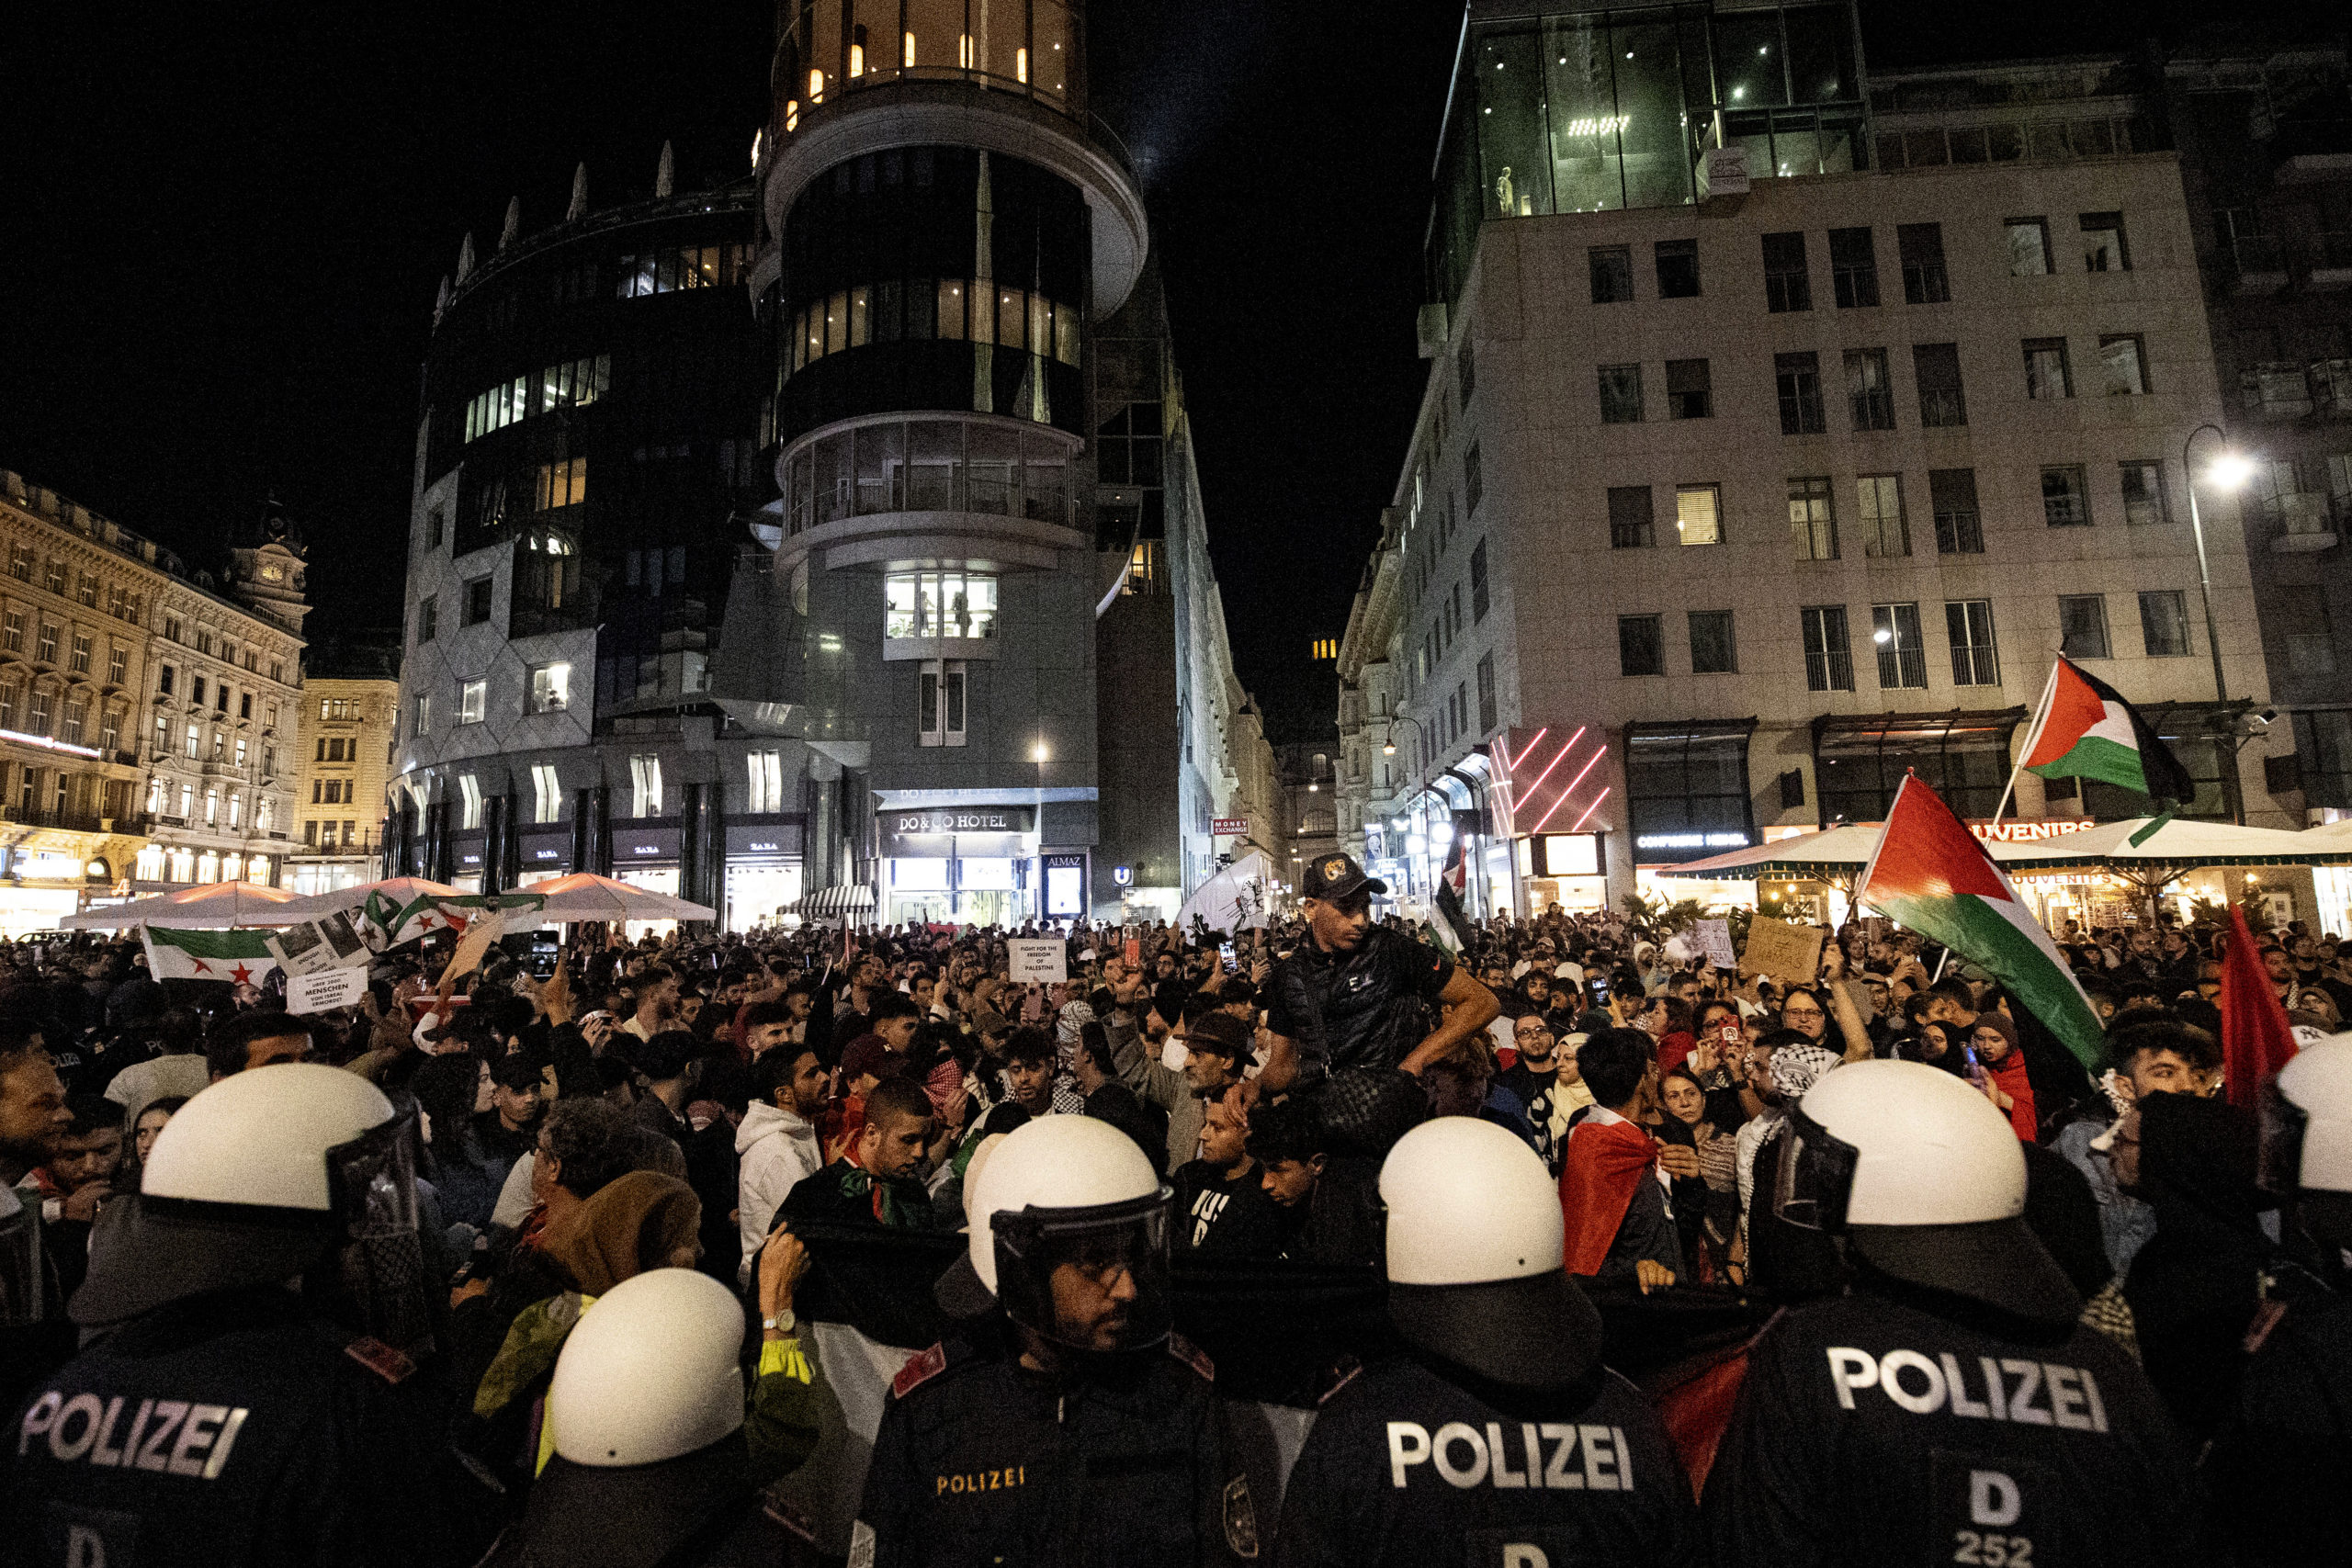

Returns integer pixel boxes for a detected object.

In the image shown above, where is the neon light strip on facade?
[0,728,100,760]
[1569,787,1612,834]
[1528,743,1610,836]
[1508,727,1551,774]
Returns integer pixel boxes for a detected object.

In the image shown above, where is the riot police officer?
[4,1065,458,1568]
[1702,1060,2198,1567]
[2205,1032,2352,1564]
[481,1267,816,1567]
[852,1114,1257,1567]
[1272,1116,1698,1567]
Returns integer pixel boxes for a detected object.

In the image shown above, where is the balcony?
[2241,363,2314,420]
[2267,491,2342,554]
[2312,233,2352,290]
[0,806,150,836]
[2228,233,2290,295]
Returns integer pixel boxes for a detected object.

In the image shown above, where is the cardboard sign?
[1694,919,1738,971]
[1008,939,1068,985]
[287,966,369,1016]
[1742,916,1827,987]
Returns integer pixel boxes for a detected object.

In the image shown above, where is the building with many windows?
[0,472,306,931]
[1343,1,2299,921]
[287,653,401,897]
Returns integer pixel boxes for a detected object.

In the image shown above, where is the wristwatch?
[762,1307,797,1334]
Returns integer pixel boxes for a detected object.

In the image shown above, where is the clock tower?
[227,496,311,635]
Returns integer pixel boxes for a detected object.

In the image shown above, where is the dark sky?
[2,2,2328,724]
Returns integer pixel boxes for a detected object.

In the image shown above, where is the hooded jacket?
[735,1099,821,1286]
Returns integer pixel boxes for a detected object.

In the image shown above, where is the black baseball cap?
[1301,853,1386,903]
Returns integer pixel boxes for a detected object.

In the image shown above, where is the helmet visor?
[2256,1076,2309,1199]
[325,1113,431,1350]
[1773,1108,1860,1232]
[992,1190,1173,1353]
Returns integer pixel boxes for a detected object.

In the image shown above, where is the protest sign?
[1008,939,1068,985]
[287,966,369,1015]
[1694,919,1738,970]
[1741,915,1827,986]
[266,910,371,977]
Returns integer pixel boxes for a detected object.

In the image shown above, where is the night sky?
[1,1,2325,731]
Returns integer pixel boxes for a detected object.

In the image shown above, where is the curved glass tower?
[748,0,1148,922]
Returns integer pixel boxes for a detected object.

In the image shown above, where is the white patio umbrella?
[62,880,306,930]
[1662,824,1894,881]
[520,872,716,923]
[264,876,464,922]
[1996,816,2352,871]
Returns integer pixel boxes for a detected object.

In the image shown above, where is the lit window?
[531,763,562,824]
[536,457,587,510]
[884,570,998,640]
[529,662,571,713]
[1676,484,1722,546]
[458,678,486,725]
[630,753,664,818]
[458,773,483,830]
[746,750,784,814]
[918,660,967,746]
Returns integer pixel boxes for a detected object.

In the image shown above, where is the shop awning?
[1997,817,2352,871]
[790,884,876,916]
[61,880,306,930]
[1664,823,1895,881]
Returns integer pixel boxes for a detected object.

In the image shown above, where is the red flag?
[2217,907,2298,1108]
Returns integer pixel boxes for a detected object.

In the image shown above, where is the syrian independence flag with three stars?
[2019,656,2195,804]
[1856,774,2107,1072]
[141,923,279,987]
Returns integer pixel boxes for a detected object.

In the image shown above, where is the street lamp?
[1383,714,1431,896]
[2183,423,2251,705]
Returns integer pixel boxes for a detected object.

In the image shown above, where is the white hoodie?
[734,1100,822,1288]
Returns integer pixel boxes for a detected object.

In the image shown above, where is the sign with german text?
[287,966,369,1016]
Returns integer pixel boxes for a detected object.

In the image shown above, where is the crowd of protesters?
[1,864,2346,1565]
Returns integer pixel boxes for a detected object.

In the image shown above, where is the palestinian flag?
[2019,657,2194,804]
[141,924,279,987]
[1856,775,2106,1071]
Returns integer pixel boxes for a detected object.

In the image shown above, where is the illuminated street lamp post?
[2182,423,2252,706]
[1383,714,1430,897]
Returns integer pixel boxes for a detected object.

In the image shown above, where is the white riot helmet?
[944,1115,1172,1351]
[1380,1116,1601,1390]
[1777,1060,2078,1327]
[74,1065,428,1343]
[2261,1035,2352,1254]
[548,1269,745,1466]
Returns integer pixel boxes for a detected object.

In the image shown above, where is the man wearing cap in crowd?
[1254,853,1498,1143]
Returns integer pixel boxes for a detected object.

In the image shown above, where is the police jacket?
[2202,1269,2352,1567]
[1272,1351,1698,1568]
[854,1320,1257,1568]
[1264,926,1452,1086]
[3,1286,458,1568]
[1700,1287,2199,1568]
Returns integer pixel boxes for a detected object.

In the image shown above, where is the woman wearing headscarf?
[1965,1010,2037,1141]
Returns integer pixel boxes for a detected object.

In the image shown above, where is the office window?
[1789,476,1838,561]
[1914,343,1966,426]
[2099,334,2149,396]
[1871,603,1928,689]
[99,708,119,751]
[2120,461,2169,525]
[1619,615,1665,677]
[1898,222,1950,303]
[458,773,484,831]
[1469,538,1488,622]
[457,678,486,725]
[1690,611,1737,674]
[1476,652,1498,732]
[1589,245,1634,303]
[0,613,17,654]
[424,508,444,548]
[463,578,493,625]
[1464,443,1482,514]
[1655,239,1701,299]
[191,675,205,707]
[1665,358,1712,419]
[417,595,437,644]
[917,659,968,747]
[629,753,664,816]
[1946,600,2000,686]
[25,690,50,735]
[883,570,998,640]
[1456,340,1476,409]
[1828,228,1881,308]
[2024,338,2073,400]
[746,750,785,814]
[2059,595,2111,659]
[5,547,28,582]
[2080,211,2129,272]
[1608,486,1655,549]
[1675,484,1722,547]
[41,558,63,594]
[2139,591,2192,658]
[60,702,84,745]
[529,662,571,713]
[2007,218,2052,276]
[1776,352,1826,434]
[74,572,96,608]
[1847,348,1895,431]
[1803,605,1855,692]
[1929,468,1984,554]
[35,623,57,663]
[536,457,588,510]
[1763,231,1811,312]
[1858,474,1909,557]
[68,633,90,675]
[530,763,562,824]
[2042,466,2091,526]
[2273,585,2337,675]
[1598,363,1644,423]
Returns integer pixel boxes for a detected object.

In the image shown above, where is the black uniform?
[1264,926,1452,1084]
[2,1287,458,1568]
[854,1324,1256,1568]
[1272,1353,1698,1568]
[1701,1290,2198,1568]
[2202,1271,2352,1566]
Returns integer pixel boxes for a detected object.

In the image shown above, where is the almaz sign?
[892,808,1033,834]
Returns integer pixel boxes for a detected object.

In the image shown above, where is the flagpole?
[1989,657,2064,831]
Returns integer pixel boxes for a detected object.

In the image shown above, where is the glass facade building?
[1430,1,1866,301]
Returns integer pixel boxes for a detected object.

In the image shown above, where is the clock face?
[259,564,285,582]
